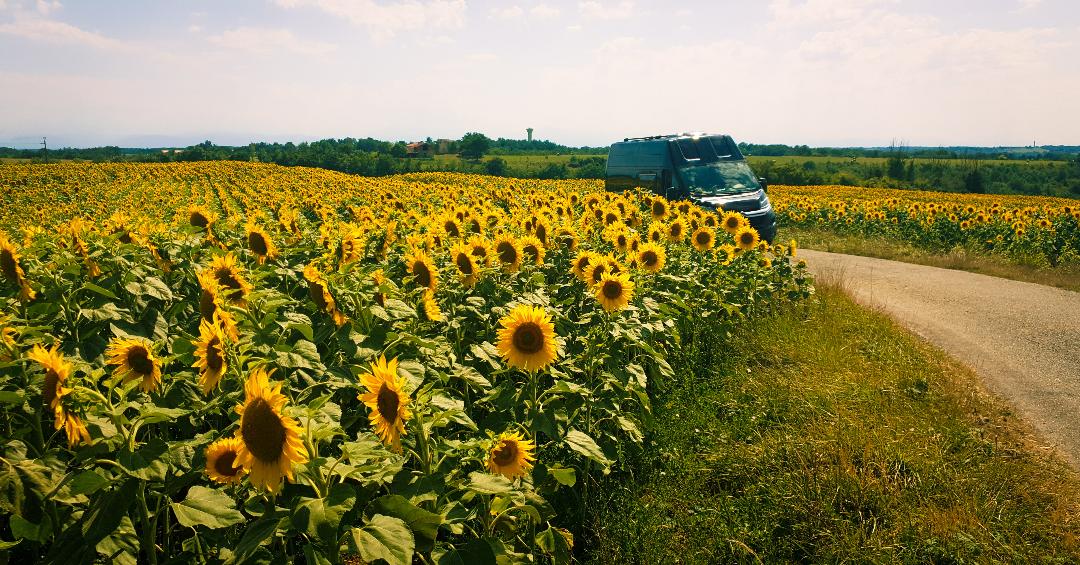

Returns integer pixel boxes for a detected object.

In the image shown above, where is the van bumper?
[748,213,777,243]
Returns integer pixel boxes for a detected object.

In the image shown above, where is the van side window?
[675,138,701,161]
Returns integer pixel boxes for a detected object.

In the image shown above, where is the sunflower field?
[0,162,811,564]
[771,184,1080,267]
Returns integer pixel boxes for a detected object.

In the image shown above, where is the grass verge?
[582,284,1080,563]
[784,226,1080,292]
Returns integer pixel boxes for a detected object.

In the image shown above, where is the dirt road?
[800,249,1080,466]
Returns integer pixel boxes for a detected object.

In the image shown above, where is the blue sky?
[1,0,1078,148]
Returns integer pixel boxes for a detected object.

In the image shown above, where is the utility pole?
[41,137,48,164]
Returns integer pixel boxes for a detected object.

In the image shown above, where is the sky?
[1,0,1078,148]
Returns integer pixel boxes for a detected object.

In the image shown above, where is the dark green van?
[605,133,776,242]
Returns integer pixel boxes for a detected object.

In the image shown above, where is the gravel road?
[800,249,1080,466]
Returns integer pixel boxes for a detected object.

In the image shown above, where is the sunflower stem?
[137,483,159,565]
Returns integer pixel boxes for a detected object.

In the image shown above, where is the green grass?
[582,284,1080,563]
[431,153,598,174]
[784,226,1080,292]
[746,155,1064,167]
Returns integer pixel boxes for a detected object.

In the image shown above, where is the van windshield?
[677,161,760,195]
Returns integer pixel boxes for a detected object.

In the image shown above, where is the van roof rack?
[623,134,677,142]
[622,133,720,142]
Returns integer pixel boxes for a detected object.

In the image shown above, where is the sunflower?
[442,216,462,238]
[554,226,578,251]
[650,197,669,221]
[595,272,635,312]
[338,228,365,265]
[106,337,162,393]
[586,257,610,286]
[371,269,387,307]
[718,244,736,265]
[405,248,439,292]
[636,242,666,274]
[666,219,686,242]
[189,205,215,229]
[721,211,745,234]
[210,253,253,305]
[205,437,246,485]
[487,431,535,480]
[734,226,760,252]
[571,251,594,282]
[496,304,559,372]
[234,367,308,492]
[193,320,228,395]
[691,226,715,251]
[303,264,347,327]
[450,243,480,287]
[358,356,412,451]
[422,290,443,322]
[758,256,772,268]
[59,413,91,448]
[789,239,798,258]
[468,235,491,266]
[28,344,72,417]
[494,236,522,272]
[197,270,240,341]
[647,224,665,243]
[519,236,545,266]
[0,234,34,301]
[246,223,277,264]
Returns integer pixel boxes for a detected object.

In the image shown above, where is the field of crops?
[0,162,809,563]
[772,184,1080,267]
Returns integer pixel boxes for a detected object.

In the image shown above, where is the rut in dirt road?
[800,249,1080,467]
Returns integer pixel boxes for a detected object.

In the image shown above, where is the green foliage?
[584,287,1080,563]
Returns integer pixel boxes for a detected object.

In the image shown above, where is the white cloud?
[0,17,124,49]
[35,0,60,16]
[530,3,560,19]
[490,5,522,20]
[274,0,467,41]
[578,0,634,20]
[209,27,336,55]
[188,24,202,33]
[1016,0,1042,10]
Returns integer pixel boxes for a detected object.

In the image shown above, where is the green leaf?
[535,527,573,565]
[125,277,173,301]
[171,486,244,529]
[0,539,21,550]
[10,513,51,542]
[564,429,613,467]
[436,538,498,565]
[465,472,514,495]
[616,415,644,443]
[348,514,414,565]
[548,466,576,487]
[81,282,119,300]
[384,299,418,320]
[79,303,127,322]
[0,390,23,405]
[0,463,23,515]
[369,494,442,552]
[451,366,491,390]
[275,339,323,370]
[139,406,190,424]
[291,483,356,547]
[117,440,169,481]
[67,470,109,497]
[227,513,280,565]
[95,515,138,565]
[82,480,136,546]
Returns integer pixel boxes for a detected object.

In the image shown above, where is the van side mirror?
[759,177,768,191]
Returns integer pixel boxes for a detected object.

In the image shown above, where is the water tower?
[527,128,533,142]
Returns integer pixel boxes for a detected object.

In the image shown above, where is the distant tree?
[459,132,491,160]
[886,140,907,180]
[390,142,407,158]
[484,157,508,176]
[964,161,985,193]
